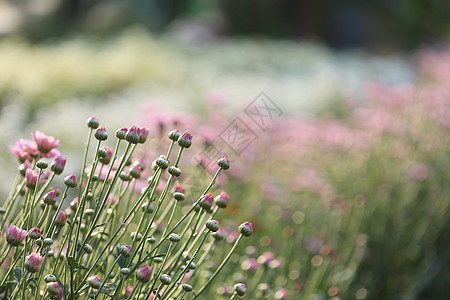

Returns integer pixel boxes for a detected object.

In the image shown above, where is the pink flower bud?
[32,131,60,155]
[119,245,133,258]
[116,127,128,139]
[139,126,150,143]
[29,227,42,240]
[51,288,64,300]
[241,258,259,272]
[47,282,61,295]
[234,283,247,296]
[5,224,27,246]
[177,130,193,148]
[129,165,142,179]
[199,193,214,210]
[206,220,220,232]
[217,155,230,170]
[24,253,43,273]
[50,156,66,175]
[87,116,100,129]
[25,169,40,189]
[132,159,146,171]
[64,173,77,188]
[136,264,153,283]
[94,126,108,141]
[99,146,113,165]
[214,191,230,208]
[87,275,102,289]
[239,221,253,237]
[168,129,181,141]
[126,126,141,144]
[55,211,67,227]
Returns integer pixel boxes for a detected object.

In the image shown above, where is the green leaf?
[66,256,87,270]
[13,266,22,282]
[94,223,108,229]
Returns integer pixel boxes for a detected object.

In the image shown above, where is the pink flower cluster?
[10,131,60,162]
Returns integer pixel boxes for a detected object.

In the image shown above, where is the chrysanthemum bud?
[50,156,66,175]
[173,192,185,201]
[239,221,253,237]
[168,129,181,141]
[5,224,27,246]
[44,238,53,246]
[120,268,131,276]
[126,126,140,144]
[168,166,181,177]
[212,229,225,241]
[182,283,193,292]
[169,233,180,243]
[116,127,128,139]
[29,227,42,240]
[44,274,57,283]
[156,157,169,169]
[153,256,164,263]
[234,283,247,296]
[36,160,48,169]
[119,245,133,258]
[64,174,77,188]
[136,264,153,283]
[94,126,108,141]
[87,116,100,129]
[87,275,102,289]
[200,193,214,210]
[24,253,43,273]
[147,236,156,244]
[97,148,107,158]
[131,232,142,241]
[47,282,61,295]
[214,191,230,208]
[83,244,93,254]
[139,126,149,143]
[206,220,220,232]
[129,166,142,179]
[141,202,154,213]
[178,130,193,148]
[217,155,230,170]
[44,190,57,205]
[70,198,78,210]
[119,171,131,182]
[160,274,172,285]
[55,211,67,227]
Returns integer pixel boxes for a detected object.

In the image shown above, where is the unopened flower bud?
[119,245,133,258]
[239,221,253,237]
[174,182,186,194]
[156,157,169,169]
[83,244,93,254]
[139,126,149,143]
[44,238,53,246]
[234,283,247,296]
[5,225,27,246]
[147,236,156,244]
[200,193,214,210]
[141,202,154,213]
[168,166,181,177]
[97,148,107,158]
[169,233,180,243]
[168,129,181,141]
[94,126,108,141]
[173,192,185,201]
[47,282,61,295]
[131,232,142,241]
[153,256,164,264]
[206,220,220,232]
[84,208,95,216]
[25,253,43,273]
[119,171,132,182]
[29,227,42,240]
[160,274,171,285]
[55,211,67,227]
[116,127,128,139]
[136,265,153,283]
[126,126,140,144]
[87,275,102,289]
[178,131,193,148]
[87,116,100,129]
[36,160,48,169]
[214,191,230,208]
[120,268,131,276]
[64,174,77,188]
[50,156,66,175]
[182,283,193,292]
[129,166,142,179]
[217,156,230,170]
[44,274,57,283]
[44,190,57,205]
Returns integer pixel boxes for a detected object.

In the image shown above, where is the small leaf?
[13,266,22,282]
[94,223,108,229]
[66,256,87,270]
[117,255,128,269]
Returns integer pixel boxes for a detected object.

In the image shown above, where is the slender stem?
[193,234,243,299]
[94,254,122,300]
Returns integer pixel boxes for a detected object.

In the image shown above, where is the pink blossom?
[136,264,153,283]
[9,139,39,162]
[5,224,28,246]
[24,253,43,273]
[32,131,60,155]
